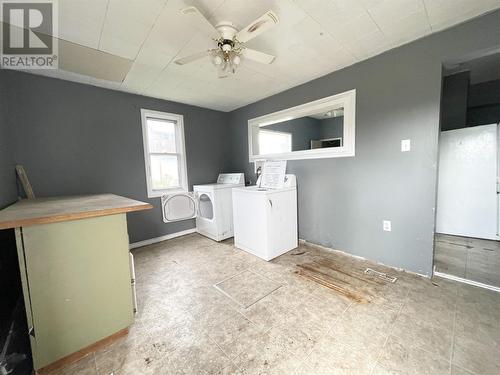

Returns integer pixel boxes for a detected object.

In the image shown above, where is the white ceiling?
[25,0,500,111]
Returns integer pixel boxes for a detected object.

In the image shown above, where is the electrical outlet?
[401,139,411,152]
[383,220,392,232]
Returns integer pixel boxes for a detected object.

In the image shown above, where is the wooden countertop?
[0,194,153,230]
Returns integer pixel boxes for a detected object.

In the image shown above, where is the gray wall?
[440,76,500,128]
[440,74,500,129]
[1,70,232,242]
[441,71,470,131]
[468,103,500,126]
[0,73,16,209]
[260,116,343,152]
[468,79,500,107]
[467,79,500,126]
[229,9,500,276]
[265,117,320,151]
[319,117,344,140]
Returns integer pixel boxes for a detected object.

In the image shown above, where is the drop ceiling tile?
[59,0,108,48]
[328,12,382,41]
[287,16,357,68]
[357,0,386,7]
[121,0,221,94]
[195,0,227,14]
[158,86,230,111]
[121,63,164,94]
[244,15,307,57]
[58,39,133,82]
[294,0,386,59]
[364,0,431,45]
[24,0,500,111]
[120,37,182,94]
[119,1,203,93]
[99,0,166,59]
[174,31,216,62]
[239,15,330,79]
[242,59,295,85]
[145,61,207,99]
[366,0,425,19]
[295,0,365,25]
[144,76,183,99]
[208,0,278,31]
[424,0,500,32]
[290,16,341,47]
[370,11,431,45]
[346,31,392,59]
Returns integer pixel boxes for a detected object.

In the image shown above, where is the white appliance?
[232,174,298,261]
[436,124,499,240]
[161,173,244,241]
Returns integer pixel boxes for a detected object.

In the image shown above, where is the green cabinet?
[15,214,134,370]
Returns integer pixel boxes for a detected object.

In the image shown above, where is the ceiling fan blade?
[242,48,276,64]
[174,50,210,65]
[181,6,220,39]
[236,10,279,43]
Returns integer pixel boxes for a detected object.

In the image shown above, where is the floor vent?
[364,268,397,283]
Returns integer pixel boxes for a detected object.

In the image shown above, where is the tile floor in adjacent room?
[435,233,500,288]
[53,233,500,375]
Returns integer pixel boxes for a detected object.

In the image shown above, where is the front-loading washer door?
[161,192,198,222]
[197,192,215,221]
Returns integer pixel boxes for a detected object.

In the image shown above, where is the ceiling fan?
[175,6,279,78]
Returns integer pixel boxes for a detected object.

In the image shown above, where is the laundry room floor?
[51,234,500,375]
[435,233,500,288]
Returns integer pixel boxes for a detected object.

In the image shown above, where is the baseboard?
[129,228,196,249]
[37,328,128,374]
[433,270,500,293]
[298,238,429,279]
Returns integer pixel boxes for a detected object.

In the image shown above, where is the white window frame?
[248,89,356,161]
[258,129,292,154]
[141,109,188,198]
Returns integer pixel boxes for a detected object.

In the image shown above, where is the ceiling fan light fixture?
[212,55,223,66]
[176,7,279,78]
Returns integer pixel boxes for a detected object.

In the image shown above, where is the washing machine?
[161,173,245,241]
[232,174,297,261]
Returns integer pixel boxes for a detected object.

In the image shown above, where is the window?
[258,129,292,155]
[141,109,188,197]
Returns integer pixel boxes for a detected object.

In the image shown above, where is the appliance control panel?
[217,173,245,184]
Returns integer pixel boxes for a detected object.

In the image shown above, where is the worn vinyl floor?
[52,233,500,375]
[435,233,500,288]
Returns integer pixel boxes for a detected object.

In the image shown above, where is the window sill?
[148,188,187,198]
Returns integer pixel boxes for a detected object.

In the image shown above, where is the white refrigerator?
[436,123,499,240]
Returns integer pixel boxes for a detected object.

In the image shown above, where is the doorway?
[434,51,500,290]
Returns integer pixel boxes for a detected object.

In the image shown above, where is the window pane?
[150,154,180,190]
[259,130,292,155]
[147,118,176,153]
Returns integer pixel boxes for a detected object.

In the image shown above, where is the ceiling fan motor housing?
[216,22,238,41]
[219,39,235,52]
